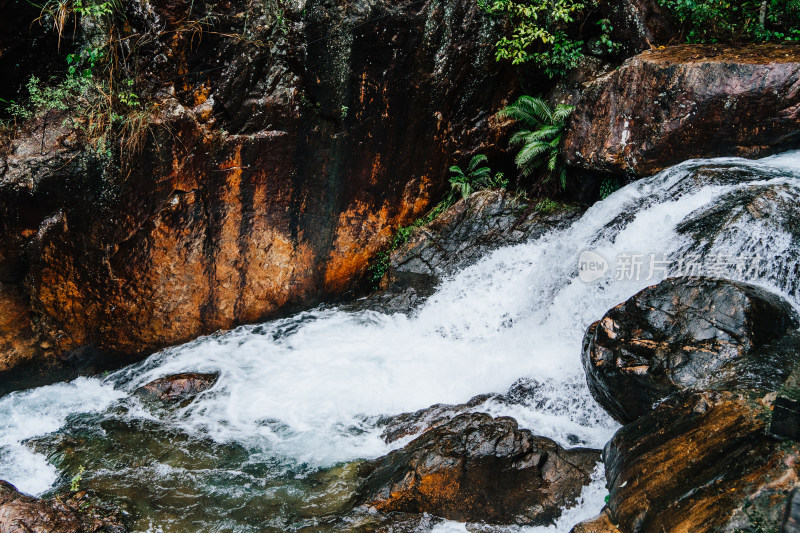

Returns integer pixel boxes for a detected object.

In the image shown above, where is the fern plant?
[498,95,573,189]
[447,154,492,201]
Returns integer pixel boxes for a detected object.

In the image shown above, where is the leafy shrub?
[659,0,800,42]
[498,95,573,189]
[478,0,617,78]
[533,198,565,213]
[599,177,621,199]
[4,0,153,158]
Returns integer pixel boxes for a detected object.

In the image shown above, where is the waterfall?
[1,152,799,532]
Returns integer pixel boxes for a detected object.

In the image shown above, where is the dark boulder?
[377,393,498,444]
[375,377,593,445]
[564,44,800,177]
[0,480,125,532]
[781,488,800,533]
[135,372,218,404]
[583,277,800,423]
[675,181,800,267]
[604,390,800,532]
[355,413,600,526]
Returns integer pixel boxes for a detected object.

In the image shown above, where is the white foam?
[0,378,124,493]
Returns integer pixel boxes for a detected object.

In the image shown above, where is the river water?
[1,152,799,531]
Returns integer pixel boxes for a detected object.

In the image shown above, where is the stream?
[1,152,800,532]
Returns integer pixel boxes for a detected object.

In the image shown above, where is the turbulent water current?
[2,152,800,531]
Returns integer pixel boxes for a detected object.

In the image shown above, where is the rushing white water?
[1,152,799,531]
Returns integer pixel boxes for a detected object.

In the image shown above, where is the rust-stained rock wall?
[563,44,800,177]
[0,0,519,390]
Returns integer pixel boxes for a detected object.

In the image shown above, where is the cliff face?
[0,0,518,389]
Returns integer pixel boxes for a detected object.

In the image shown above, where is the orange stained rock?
[324,200,393,291]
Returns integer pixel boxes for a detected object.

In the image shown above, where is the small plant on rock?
[70,466,86,492]
[447,154,508,203]
[447,154,492,201]
[498,95,573,189]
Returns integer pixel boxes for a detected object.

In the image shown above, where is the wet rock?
[0,0,520,390]
[0,480,126,532]
[583,276,800,423]
[135,372,218,403]
[781,487,800,533]
[377,393,500,444]
[356,413,601,526]
[569,510,620,533]
[564,44,800,177]
[604,390,799,532]
[391,191,582,279]
[548,57,614,108]
[376,377,593,445]
[315,511,447,533]
[361,191,583,314]
[675,181,800,269]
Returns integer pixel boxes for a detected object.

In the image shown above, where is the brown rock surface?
[564,44,800,177]
[0,480,125,533]
[355,413,601,526]
[604,390,800,532]
[569,510,620,533]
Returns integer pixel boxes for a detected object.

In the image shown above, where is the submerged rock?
[355,413,600,526]
[135,372,219,404]
[564,44,800,177]
[0,480,125,533]
[583,277,800,423]
[604,390,799,532]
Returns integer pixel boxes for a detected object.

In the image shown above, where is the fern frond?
[552,104,574,124]
[516,142,550,176]
[508,129,534,147]
[466,154,489,172]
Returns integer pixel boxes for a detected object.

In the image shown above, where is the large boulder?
[564,44,800,177]
[582,277,800,423]
[603,390,800,532]
[390,191,582,280]
[355,413,600,526]
[0,480,125,532]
